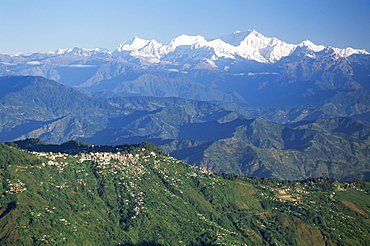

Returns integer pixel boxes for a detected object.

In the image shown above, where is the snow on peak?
[220,30,254,46]
[53,48,72,55]
[113,31,370,64]
[46,47,110,57]
[298,40,325,52]
[295,41,369,59]
[29,30,368,65]
[214,30,296,62]
[114,37,164,63]
[115,34,209,60]
[116,36,151,52]
[233,31,295,62]
[170,34,207,44]
[333,47,369,57]
[164,34,208,52]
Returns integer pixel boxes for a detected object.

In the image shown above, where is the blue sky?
[1,0,369,54]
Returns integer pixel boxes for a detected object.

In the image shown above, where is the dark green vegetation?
[1,76,370,180]
[9,138,166,155]
[0,142,369,245]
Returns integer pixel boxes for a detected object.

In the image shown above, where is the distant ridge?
[6,30,369,64]
[1,76,370,181]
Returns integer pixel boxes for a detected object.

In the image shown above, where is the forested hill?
[1,141,369,245]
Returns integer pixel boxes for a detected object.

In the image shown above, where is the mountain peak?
[333,46,370,57]
[247,29,262,36]
[116,36,150,52]
[168,34,208,46]
[298,40,325,52]
[220,30,254,46]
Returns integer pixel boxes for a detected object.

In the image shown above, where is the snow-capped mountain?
[1,29,369,111]
[4,30,368,66]
[112,30,369,64]
[46,47,111,57]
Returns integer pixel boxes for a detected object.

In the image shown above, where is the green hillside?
[0,142,369,245]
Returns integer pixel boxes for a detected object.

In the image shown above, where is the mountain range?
[0,75,369,181]
[1,30,369,109]
[5,30,368,63]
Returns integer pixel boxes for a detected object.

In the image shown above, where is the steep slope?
[1,142,370,245]
[0,76,122,143]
